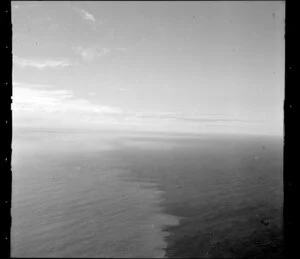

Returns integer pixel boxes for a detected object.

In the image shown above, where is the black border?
[0,0,12,258]
[284,0,297,258]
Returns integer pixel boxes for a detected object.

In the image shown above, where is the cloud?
[74,45,127,62]
[75,47,97,61]
[14,56,74,70]
[97,48,111,57]
[75,46,111,62]
[88,92,96,96]
[79,9,96,23]
[12,82,122,117]
[73,7,101,28]
[115,47,127,53]
[110,86,135,94]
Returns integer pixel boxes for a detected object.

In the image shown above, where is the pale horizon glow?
[12,1,285,136]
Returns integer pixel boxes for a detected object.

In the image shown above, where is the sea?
[11,128,283,258]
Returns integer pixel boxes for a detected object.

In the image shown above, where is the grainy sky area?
[12,1,285,135]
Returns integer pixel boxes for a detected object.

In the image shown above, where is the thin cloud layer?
[12,81,256,131]
[13,81,54,89]
[14,56,73,70]
[178,117,254,124]
[131,111,252,124]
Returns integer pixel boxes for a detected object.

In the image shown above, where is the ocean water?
[11,129,283,258]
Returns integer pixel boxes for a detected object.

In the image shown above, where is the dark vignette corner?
[0,0,12,258]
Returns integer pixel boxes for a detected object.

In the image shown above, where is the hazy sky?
[12,1,285,135]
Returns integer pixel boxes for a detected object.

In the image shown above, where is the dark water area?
[113,135,284,258]
[12,130,283,258]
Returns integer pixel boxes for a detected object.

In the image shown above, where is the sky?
[12,1,285,136]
